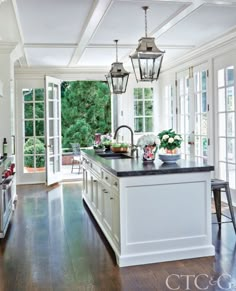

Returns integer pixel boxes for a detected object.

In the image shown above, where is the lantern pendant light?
[105,40,130,94]
[130,6,165,82]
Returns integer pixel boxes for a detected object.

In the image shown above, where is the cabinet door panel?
[97,182,103,219]
[91,178,98,209]
[103,189,112,233]
[112,193,120,245]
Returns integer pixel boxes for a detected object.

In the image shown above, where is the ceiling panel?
[90,0,189,45]
[25,47,75,66]
[16,0,94,43]
[77,47,132,67]
[156,4,236,46]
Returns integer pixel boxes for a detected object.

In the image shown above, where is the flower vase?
[142,145,157,162]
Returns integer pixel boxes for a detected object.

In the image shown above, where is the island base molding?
[117,246,215,267]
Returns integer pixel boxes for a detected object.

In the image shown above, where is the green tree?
[61,81,111,148]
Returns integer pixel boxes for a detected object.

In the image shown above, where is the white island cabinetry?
[82,150,215,267]
[82,157,120,253]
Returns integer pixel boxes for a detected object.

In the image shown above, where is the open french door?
[45,76,62,186]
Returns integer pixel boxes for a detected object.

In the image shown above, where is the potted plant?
[158,129,183,163]
[111,142,129,153]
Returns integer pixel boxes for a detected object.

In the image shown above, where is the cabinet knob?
[94,180,97,183]
[114,182,118,186]
[110,197,113,200]
[105,176,108,180]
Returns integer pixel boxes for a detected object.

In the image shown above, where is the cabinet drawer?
[90,162,101,176]
[101,169,112,186]
[112,178,119,192]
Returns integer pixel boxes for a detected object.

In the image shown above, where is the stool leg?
[213,189,221,228]
[71,158,74,173]
[225,184,236,233]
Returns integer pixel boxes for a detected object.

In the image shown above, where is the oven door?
[0,177,13,232]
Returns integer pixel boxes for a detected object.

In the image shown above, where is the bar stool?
[211,179,236,233]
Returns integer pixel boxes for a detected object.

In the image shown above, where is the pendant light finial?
[130,6,165,82]
[105,40,130,94]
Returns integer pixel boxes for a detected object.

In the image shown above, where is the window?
[165,85,174,128]
[194,69,208,161]
[134,88,153,133]
[177,73,191,159]
[217,66,235,189]
[23,88,45,173]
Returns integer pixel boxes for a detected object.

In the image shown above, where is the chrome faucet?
[113,125,138,158]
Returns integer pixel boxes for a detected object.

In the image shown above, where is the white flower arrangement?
[136,134,159,148]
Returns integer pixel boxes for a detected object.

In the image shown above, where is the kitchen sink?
[96,152,132,159]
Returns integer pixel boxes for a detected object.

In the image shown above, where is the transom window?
[134,88,153,133]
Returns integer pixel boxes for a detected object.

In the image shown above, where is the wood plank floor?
[0,182,236,291]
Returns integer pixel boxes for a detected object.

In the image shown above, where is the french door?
[176,64,209,161]
[45,76,62,186]
[214,52,236,202]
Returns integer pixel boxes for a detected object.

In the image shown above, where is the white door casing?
[45,76,62,186]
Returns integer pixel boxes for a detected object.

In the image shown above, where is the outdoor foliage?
[24,138,45,168]
[61,81,111,148]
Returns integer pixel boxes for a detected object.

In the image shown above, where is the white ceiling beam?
[69,0,113,67]
[152,0,206,38]
[11,0,28,66]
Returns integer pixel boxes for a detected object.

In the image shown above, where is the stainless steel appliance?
[0,157,16,238]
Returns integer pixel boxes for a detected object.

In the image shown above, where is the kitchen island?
[81,149,215,267]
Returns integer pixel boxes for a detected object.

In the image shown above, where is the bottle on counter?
[3,138,7,157]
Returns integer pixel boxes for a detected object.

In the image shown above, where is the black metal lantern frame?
[130,6,165,82]
[106,40,130,94]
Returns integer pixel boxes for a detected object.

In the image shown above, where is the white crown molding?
[0,41,18,53]
[161,27,236,72]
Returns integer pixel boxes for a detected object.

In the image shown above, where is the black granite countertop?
[81,149,214,177]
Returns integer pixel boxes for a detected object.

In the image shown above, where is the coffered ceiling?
[1,0,236,71]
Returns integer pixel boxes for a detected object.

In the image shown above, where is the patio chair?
[71,143,81,173]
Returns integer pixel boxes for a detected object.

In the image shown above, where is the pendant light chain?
[142,6,149,38]
[114,39,118,62]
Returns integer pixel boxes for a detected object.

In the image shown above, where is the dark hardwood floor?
[0,182,236,291]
